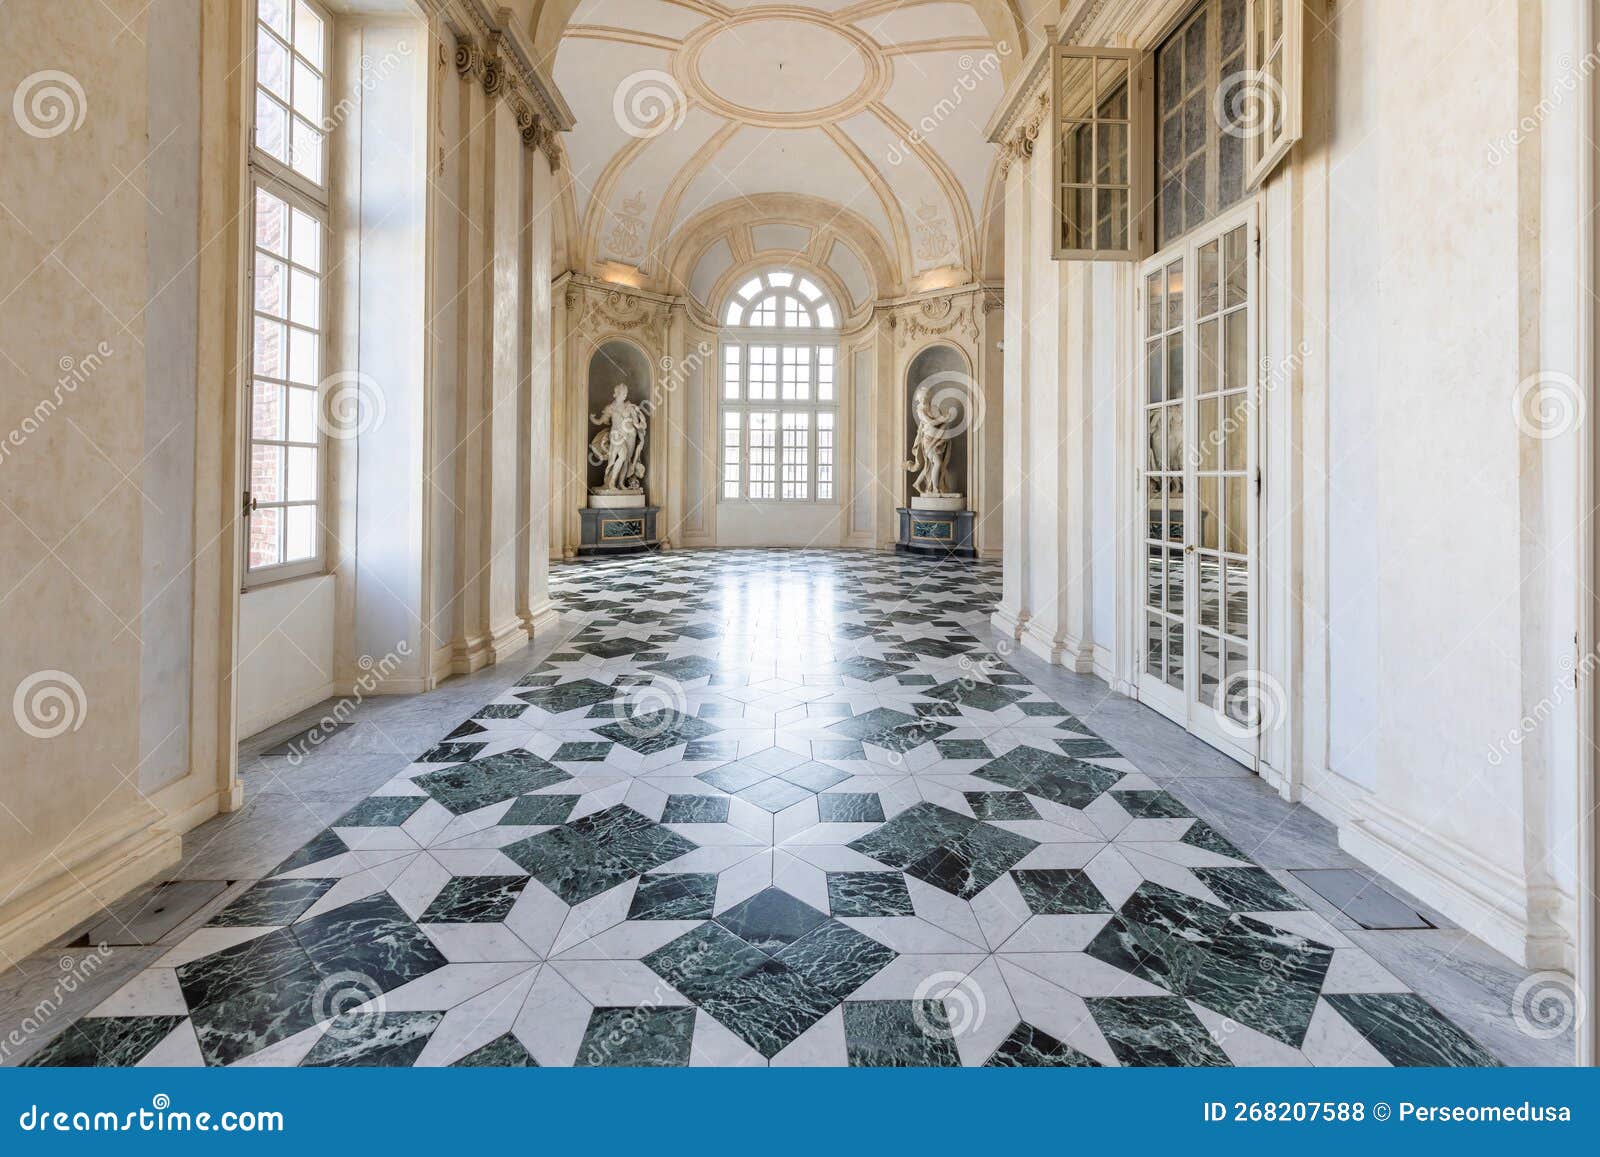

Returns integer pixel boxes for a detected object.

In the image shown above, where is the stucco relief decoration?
[892,293,979,347]
[574,284,669,356]
[606,192,649,262]
[914,199,954,264]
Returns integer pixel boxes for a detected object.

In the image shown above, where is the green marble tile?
[963,790,1039,820]
[1325,993,1501,1067]
[452,1032,538,1066]
[842,1000,961,1067]
[209,877,335,927]
[1086,997,1232,1066]
[334,795,426,827]
[1193,866,1306,912]
[22,1016,187,1067]
[419,875,528,923]
[576,1006,695,1067]
[662,794,730,823]
[628,872,718,920]
[985,1022,1100,1066]
[500,793,580,826]
[817,793,884,823]
[301,1011,442,1067]
[1111,789,1194,819]
[1011,868,1112,915]
[412,749,571,815]
[826,871,915,917]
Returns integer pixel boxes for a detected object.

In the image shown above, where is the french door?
[1136,204,1260,764]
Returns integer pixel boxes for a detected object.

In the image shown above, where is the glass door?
[1137,204,1259,764]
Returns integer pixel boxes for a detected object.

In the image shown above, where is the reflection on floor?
[6,551,1524,1066]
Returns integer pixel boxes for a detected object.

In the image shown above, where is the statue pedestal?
[578,505,661,557]
[589,490,646,510]
[896,507,976,560]
[910,494,965,512]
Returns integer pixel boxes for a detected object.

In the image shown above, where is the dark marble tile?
[415,741,486,764]
[1086,997,1232,1066]
[628,873,718,920]
[1183,819,1250,861]
[1194,867,1306,913]
[515,677,619,713]
[662,794,730,824]
[717,888,829,952]
[209,877,336,927]
[1325,993,1501,1067]
[924,679,1030,712]
[693,957,838,1058]
[1011,868,1112,915]
[271,828,348,876]
[777,761,851,792]
[964,790,1039,820]
[772,919,897,1002]
[333,795,426,828]
[292,893,448,994]
[737,778,813,813]
[640,655,720,681]
[905,823,1039,899]
[22,1016,187,1067]
[176,928,327,1065]
[473,703,527,720]
[826,871,915,917]
[574,638,646,660]
[594,710,720,754]
[301,1011,442,1066]
[683,738,740,761]
[500,793,581,826]
[420,875,528,923]
[551,741,612,762]
[698,763,770,792]
[829,706,920,740]
[937,739,995,760]
[412,749,572,815]
[842,1000,961,1067]
[810,739,866,760]
[1054,737,1123,760]
[575,1006,695,1066]
[644,921,769,1004]
[452,1032,538,1066]
[1111,789,1194,819]
[832,657,911,682]
[445,719,488,738]
[848,801,976,870]
[985,1022,1100,1067]
[975,744,1123,809]
[817,793,885,823]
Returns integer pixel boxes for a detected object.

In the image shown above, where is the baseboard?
[450,632,492,675]
[521,598,560,637]
[239,679,335,741]
[990,604,1027,640]
[1341,797,1553,968]
[487,618,530,665]
[1091,644,1117,686]
[1020,620,1094,672]
[0,807,181,963]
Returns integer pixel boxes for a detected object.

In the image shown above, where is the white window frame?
[718,270,839,505]
[1052,44,1149,260]
[1243,0,1303,187]
[244,0,332,587]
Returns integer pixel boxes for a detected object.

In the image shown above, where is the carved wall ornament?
[605,191,649,261]
[914,199,955,264]
[890,291,981,347]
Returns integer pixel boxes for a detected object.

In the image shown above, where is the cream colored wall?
[238,577,337,737]
[993,0,1583,970]
[0,0,240,961]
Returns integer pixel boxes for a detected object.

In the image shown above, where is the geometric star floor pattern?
[25,550,1501,1067]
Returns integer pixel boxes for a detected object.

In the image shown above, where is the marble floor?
[2,550,1563,1066]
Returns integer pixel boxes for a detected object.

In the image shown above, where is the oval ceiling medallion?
[676,9,890,129]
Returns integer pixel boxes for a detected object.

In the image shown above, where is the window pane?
[291,117,323,183]
[288,325,317,384]
[249,506,283,569]
[768,271,793,287]
[259,0,289,38]
[290,266,319,327]
[286,445,318,501]
[255,254,286,317]
[750,295,776,326]
[723,345,741,399]
[252,381,284,441]
[285,503,317,563]
[252,443,284,502]
[725,303,743,325]
[255,90,288,161]
[817,411,834,500]
[254,317,286,377]
[722,411,741,498]
[748,345,778,400]
[781,411,809,500]
[816,346,834,401]
[782,297,804,327]
[293,58,323,121]
[286,385,317,443]
[294,1,324,64]
[797,278,821,301]
[738,277,763,299]
[291,208,321,271]
[816,304,834,328]
[256,188,287,255]
[781,346,810,401]
[257,30,290,101]
[748,411,777,499]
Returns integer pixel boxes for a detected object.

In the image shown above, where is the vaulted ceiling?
[550,0,1028,310]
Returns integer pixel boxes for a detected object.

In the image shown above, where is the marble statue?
[904,382,960,497]
[589,382,647,493]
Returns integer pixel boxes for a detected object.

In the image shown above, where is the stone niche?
[903,342,972,503]
[586,338,655,498]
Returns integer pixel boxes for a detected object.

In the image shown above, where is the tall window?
[247,0,330,582]
[1156,0,1247,249]
[720,271,837,503]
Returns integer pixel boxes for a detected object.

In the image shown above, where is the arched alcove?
[904,342,973,502]
[586,339,654,496]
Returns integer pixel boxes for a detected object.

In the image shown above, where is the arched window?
[720,270,838,503]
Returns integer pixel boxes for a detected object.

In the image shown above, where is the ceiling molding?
[642,119,745,275]
[562,25,685,51]
[866,101,976,271]
[818,121,915,276]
